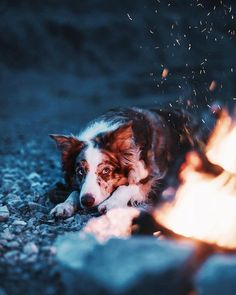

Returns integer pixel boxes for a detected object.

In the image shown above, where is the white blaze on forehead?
[79,143,103,205]
[85,143,102,172]
[78,120,121,142]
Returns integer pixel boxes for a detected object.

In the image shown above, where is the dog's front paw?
[97,204,107,214]
[50,202,75,219]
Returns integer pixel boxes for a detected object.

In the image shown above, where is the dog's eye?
[102,167,111,175]
[76,167,84,176]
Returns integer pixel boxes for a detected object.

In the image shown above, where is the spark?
[209,81,217,92]
[161,68,169,78]
[127,13,133,21]
[197,3,204,8]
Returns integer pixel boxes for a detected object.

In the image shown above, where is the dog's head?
[51,123,139,209]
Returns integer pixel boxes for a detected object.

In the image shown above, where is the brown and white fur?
[50,107,196,218]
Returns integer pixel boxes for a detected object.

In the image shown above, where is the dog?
[50,107,197,218]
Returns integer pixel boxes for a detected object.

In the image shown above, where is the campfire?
[155,108,236,250]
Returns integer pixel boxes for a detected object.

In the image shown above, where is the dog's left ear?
[49,134,84,187]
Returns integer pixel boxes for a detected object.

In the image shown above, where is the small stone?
[28,202,48,213]
[12,227,23,234]
[4,250,19,260]
[27,218,35,228]
[5,241,20,249]
[28,172,41,181]
[0,206,9,222]
[12,220,27,226]
[23,242,39,256]
[25,254,37,263]
[63,216,75,223]
[6,193,22,206]
[0,239,7,247]
[2,181,14,193]
[19,253,28,261]
[1,228,14,240]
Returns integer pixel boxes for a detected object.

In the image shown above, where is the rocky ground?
[0,129,91,294]
[0,1,236,294]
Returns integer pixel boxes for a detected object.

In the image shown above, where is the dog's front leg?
[98,184,143,214]
[50,190,79,219]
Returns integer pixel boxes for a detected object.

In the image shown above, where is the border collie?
[50,107,196,218]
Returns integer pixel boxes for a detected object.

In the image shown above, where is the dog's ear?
[49,134,82,152]
[50,134,84,187]
[102,123,139,168]
[107,123,133,152]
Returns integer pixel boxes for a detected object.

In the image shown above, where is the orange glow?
[206,109,236,174]
[155,109,236,249]
[84,208,140,242]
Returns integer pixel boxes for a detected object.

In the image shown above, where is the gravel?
[0,133,94,295]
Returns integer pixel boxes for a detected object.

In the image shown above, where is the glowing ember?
[162,68,169,78]
[209,80,217,91]
[155,109,236,249]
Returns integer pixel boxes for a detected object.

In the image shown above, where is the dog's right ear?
[49,134,82,152]
[49,134,84,187]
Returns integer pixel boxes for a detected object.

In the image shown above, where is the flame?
[155,109,236,249]
[206,109,236,174]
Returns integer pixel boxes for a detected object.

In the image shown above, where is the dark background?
[0,0,235,138]
[0,1,236,294]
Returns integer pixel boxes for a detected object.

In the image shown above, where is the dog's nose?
[81,193,95,208]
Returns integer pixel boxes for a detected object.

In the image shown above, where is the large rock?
[56,233,197,295]
[194,254,236,295]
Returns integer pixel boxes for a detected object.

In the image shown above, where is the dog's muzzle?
[81,193,95,208]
